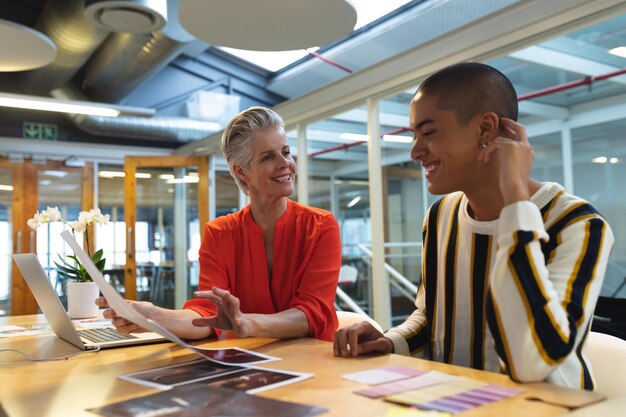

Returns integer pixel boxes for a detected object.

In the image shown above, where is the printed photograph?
[89,384,327,417]
[120,359,244,389]
[192,346,278,365]
[201,367,311,394]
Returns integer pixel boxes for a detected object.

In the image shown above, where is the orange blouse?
[183,199,341,341]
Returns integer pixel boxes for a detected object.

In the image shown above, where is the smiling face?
[235,127,295,199]
[409,92,487,195]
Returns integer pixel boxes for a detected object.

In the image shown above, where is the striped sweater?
[385,182,614,389]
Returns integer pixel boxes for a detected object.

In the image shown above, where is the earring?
[481,142,487,149]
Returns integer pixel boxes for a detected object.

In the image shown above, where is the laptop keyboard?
[78,327,138,343]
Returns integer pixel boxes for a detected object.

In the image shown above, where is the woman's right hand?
[95,296,155,334]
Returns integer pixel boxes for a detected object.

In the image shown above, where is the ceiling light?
[98,171,152,179]
[167,176,200,184]
[0,185,14,192]
[0,19,56,72]
[0,92,155,117]
[592,156,608,164]
[42,170,68,178]
[99,171,125,178]
[159,174,175,180]
[610,157,620,164]
[383,134,413,143]
[334,179,369,185]
[340,133,369,141]
[179,0,356,51]
[347,195,362,208]
[608,46,626,58]
[84,0,168,34]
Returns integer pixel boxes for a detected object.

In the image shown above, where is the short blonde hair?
[221,106,285,193]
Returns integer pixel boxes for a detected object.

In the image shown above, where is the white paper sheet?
[60,230,279,366]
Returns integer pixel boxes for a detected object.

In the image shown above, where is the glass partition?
[378,90,424,323]
[572,123,626,297]
[37,168,83,306]
[306,105,373,313]
[0,169,12,316]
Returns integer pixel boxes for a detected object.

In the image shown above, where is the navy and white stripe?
[385,182,614,390]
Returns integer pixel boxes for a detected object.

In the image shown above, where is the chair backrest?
[336,310,383,333]
[586,331,626,398]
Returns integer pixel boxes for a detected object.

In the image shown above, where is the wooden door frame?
[3,159,94,315]
[123,155,209,301]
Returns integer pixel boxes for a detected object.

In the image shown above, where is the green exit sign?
[23,122,58,140]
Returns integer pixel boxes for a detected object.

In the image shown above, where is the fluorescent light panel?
[591,156,620,164]
[346,196,362,208]
[339,133,369,141]
[0,184,14,191]
[167,176,199,184]
[0,92,155,118]
[608,46,626,58]
[98,171,152,179]
[383,134,413,143]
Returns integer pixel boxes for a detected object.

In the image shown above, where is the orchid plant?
[27,207,110,282]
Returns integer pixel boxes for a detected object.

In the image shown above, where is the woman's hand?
[191,288,253,338]
[95,296,155,334]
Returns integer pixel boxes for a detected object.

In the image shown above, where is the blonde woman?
[99,107,341,341]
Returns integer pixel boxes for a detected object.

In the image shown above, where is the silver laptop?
[12,253,166,350]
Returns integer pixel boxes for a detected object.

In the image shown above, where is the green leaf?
[91,249,104,263]
[54,261,80,277]
[95,259,106,271]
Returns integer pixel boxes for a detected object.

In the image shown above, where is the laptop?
[12,253,167,350]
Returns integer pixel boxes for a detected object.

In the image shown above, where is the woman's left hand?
[191,287,253,338]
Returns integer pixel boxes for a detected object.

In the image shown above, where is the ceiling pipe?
[307,50,353,74]
[17,0,110,95]
[309,127,410,158]
[81,0,198,103]
[53,85,221,142]
[518,67,626,101]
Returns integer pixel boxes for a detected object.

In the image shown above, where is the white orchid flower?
[39,210,50,223]
[45,207,62,222]
[27,217,39,230]
[91,209,110,225]
[78,210,94,226]
[70,220,87,233]
[26,211,42,229]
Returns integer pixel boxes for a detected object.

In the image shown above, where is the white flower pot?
[67,281,99,319]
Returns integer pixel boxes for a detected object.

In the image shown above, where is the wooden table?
[0,315,605,417]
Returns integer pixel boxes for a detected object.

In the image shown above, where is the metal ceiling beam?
[0,137,169,164]
[519,101,570,119]
[509,45,626,85]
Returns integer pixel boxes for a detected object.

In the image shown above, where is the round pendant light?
[84,0,168,34]
[0,19,57,72]
[179,0,357,51]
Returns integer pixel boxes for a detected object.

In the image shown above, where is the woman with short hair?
[98,107,341,341]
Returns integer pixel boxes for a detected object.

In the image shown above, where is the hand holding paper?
[60,230,278,366]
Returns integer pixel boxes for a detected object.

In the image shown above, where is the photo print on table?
[89,384,327,417]
[121,359,313,394]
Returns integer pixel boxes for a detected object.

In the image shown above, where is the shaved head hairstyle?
[415,62,518,125]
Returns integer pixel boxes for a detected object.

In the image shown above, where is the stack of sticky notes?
[342,366,522,414]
